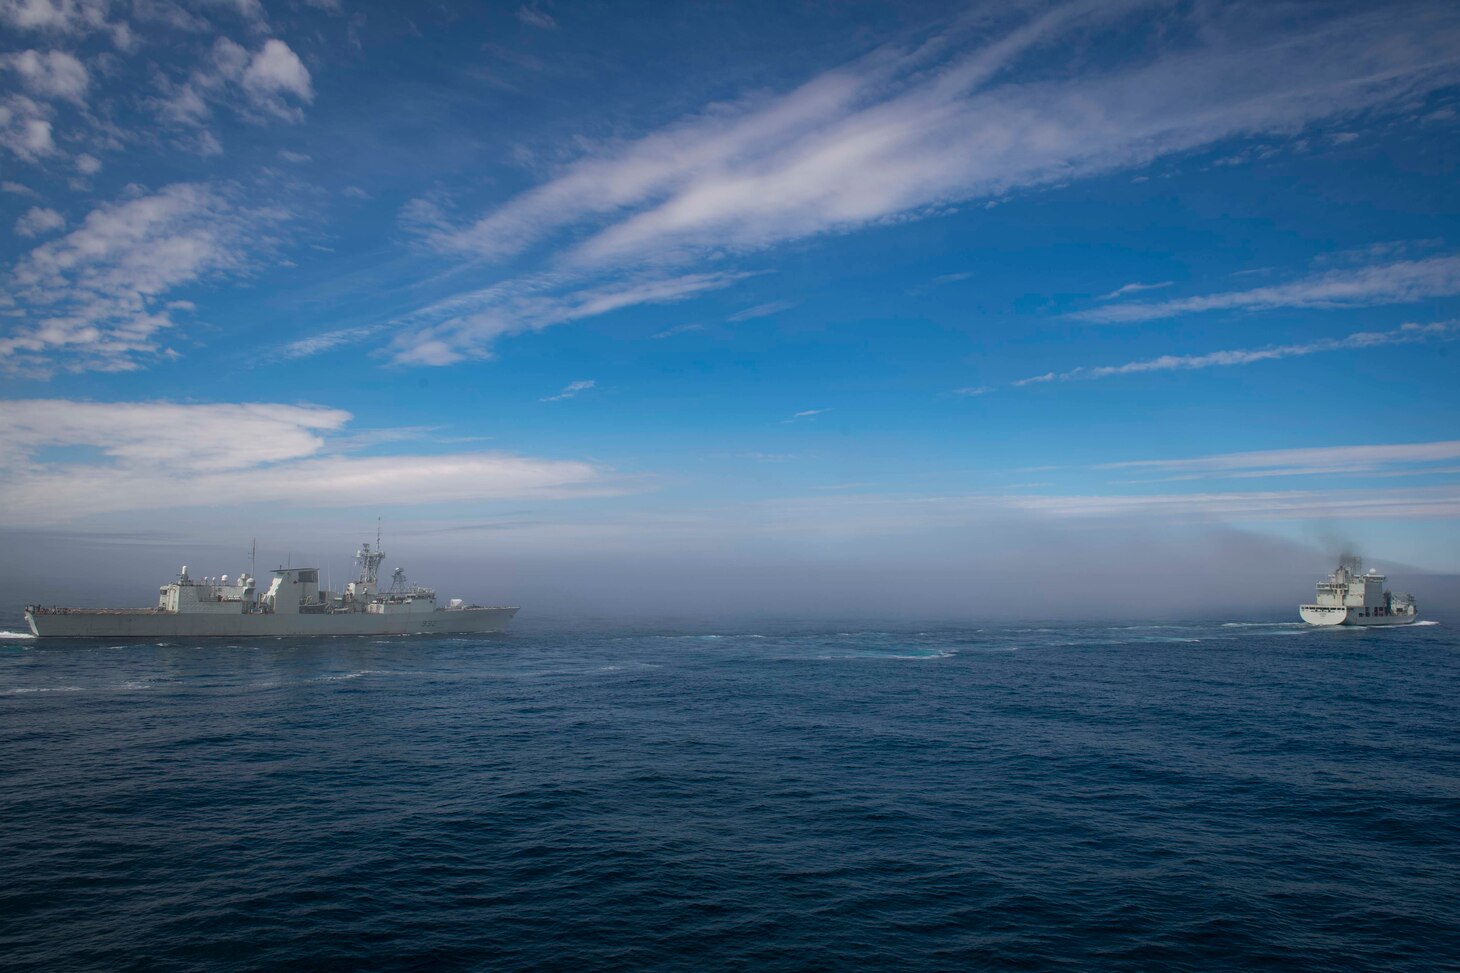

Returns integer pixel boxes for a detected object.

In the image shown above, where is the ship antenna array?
[355,520,386,586]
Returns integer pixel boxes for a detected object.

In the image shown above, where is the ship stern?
[1299,605,1348,626]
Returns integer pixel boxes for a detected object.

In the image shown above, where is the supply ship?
[1298,556,1417,626]
[24,537,517,638]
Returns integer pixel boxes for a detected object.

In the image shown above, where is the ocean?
[2,617,1457,971]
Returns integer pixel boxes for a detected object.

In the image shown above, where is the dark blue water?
[2,617,1457,971]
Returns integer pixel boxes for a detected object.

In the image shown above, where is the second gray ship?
[25,537,518,639]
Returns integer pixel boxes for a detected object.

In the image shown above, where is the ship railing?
[25,606,167,615]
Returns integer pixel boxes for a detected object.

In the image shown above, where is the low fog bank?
[6,518,1453,625]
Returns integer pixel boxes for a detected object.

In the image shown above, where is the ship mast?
[355,520,385,591]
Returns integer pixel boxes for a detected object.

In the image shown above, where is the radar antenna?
[355,535,385,585]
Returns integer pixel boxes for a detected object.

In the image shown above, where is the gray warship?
[1298,556,1418,627]
[25,537,518,639]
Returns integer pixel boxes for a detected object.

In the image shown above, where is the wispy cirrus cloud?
[1099,280,1172,301]
[651,322,705,339]
[761,484,1460,527]
[380,1,1460,366]
[1,182,293,373]
[1013,320,1459,387]
[275,324,385,361]
[0,399,618,526]
[1100,440,1460,480]
[427,2,1460,271]
[1001,487,1460,521]
[515,4,555,29]
[1073,256,1460,323]
[389,270,749,365]
[540,380,595,402]
[727,300,797,322]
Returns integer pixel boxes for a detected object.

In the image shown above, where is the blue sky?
[2,0,1458,616]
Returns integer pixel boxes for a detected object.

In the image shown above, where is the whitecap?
[315,669,393,682]
[0,630,36,640]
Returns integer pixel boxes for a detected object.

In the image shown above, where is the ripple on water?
[0,620,1457,971]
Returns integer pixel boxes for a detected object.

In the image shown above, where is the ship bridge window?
[296,570,318,583]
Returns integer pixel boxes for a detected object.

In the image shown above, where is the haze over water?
[3,617,1457,970]
[4,0,1460,968]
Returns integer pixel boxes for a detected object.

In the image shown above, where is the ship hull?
[25,607,518,639]
[1298,605,1417,627]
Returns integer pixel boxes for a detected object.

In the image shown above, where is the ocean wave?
[313,669,407,682]
[0,630,36,640]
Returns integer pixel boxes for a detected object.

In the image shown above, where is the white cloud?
[952,386,992,396]
[540,380,595,402]
[0,0,118,39]
[0,0,132,50]
[0,95,56,161]
[429,3,1460,269]
[727,300,797,322]
[384,3,1460,366]
[515,4,555,29]
[0,398,616,526]
[158,36,314,128]
[14,205,64,236]
[242,38,312,106]
[1098,280,1172,300]
[751,485,1460,535]
[0,399,349,471]
[276,325,384,361]
[1014,320,1459,386]
[1099,440,1460,480]
[999,487,1460,522]
[784,408,828,423]
[1,182,292,373]
[74,151,99,174]
[651,322,705,339]
[1073,256,1460,322]
[391,270,748,365]
[930,271,975,286]
[1,49,90,104]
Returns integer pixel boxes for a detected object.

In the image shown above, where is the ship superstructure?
[24,536,517,639]
[1298,557,1417,627]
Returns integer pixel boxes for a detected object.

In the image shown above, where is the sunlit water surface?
[2,617,1457,971]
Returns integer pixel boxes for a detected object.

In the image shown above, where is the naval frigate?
[1298,556,1418,627]
[25,537,518,639]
